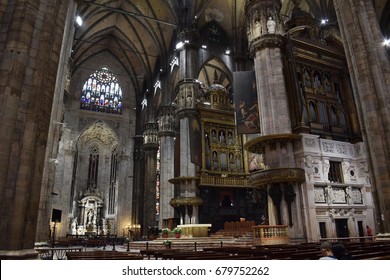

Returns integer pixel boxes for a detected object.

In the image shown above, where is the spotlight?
[175,41,184,49]
[320,19,328,25]
[76,16,83,27]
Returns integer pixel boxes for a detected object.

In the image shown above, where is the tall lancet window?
[80,67,123,114]
[108,147,118,215]
[87,146,99,189]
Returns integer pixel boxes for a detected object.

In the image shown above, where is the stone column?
[334,0,390,233]
[246,0,291,136]
[36,1,78,243]
[132,135,145,227]
[0,0,72,258]
[244,0,305,229]
[171,30,203,224]
[142,122,159,236]
[175,80,202,224]
[158,106,176,228]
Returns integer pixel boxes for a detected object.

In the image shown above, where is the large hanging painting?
[233,71,260,134]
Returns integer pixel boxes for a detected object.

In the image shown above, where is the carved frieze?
[327,208,356,219]
[250,168,305,187]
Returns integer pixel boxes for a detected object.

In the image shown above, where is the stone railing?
[252,225,289,246]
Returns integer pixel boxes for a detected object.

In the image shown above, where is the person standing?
[366,225,373,240]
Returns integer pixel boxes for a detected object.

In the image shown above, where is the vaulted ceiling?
[72,0,389,108]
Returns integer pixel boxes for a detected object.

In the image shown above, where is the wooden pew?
[66,251,143,260]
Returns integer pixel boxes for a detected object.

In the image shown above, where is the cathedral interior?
[1,0,390,259]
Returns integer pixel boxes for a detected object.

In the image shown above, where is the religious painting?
[189,116,202,166]
[233,71,260,134]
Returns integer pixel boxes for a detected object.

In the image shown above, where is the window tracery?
[80,67,123,114]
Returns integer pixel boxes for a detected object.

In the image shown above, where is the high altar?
[177,224,212,238]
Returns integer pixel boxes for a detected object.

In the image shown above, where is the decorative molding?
[250,168,305,187]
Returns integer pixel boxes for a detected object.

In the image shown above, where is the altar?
[177,224,212,237]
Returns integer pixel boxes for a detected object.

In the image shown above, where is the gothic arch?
[198,57,232,91]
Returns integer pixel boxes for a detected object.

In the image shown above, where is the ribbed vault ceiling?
[72,0,389,109]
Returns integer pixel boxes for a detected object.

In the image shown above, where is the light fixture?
[320,19,328,25]
[225,48,231,55]
[384,38,390,47]
[175,41,184,50]
[202,44,207,49]
[76,15,83,27]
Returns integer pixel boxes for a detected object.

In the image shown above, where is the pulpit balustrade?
[252,225,289,246]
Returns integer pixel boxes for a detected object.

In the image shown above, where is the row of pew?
[66,250,143,260]
[139,241,390,260]
[62,240,390,260]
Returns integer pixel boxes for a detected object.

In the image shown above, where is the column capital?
[245,0,284,52]
[175,80,200,111]
[143,122,159,149]
[249,34,284,55]
[158,105,176,137]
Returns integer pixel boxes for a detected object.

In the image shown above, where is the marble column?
[172,30,202,224]
[175,76,203,224]
[132,135,145,228]
[158,106,176,227]
[334,0,390,233]
[142,122,159,236]
[246,0,291,136]
[0,0,73,258]
[245,0,304,229]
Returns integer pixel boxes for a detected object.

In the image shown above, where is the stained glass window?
[80,67,123,114]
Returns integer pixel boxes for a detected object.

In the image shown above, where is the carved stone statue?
[86,208,94,225]
[266,17,276,34]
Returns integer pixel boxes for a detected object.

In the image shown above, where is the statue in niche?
[186,94,192,107]
[324,76,332,93]
[86,208,94,225]
[254,20,261,37]
[219,130,225,143]
[303,69,312,88]
[314,73,322,91]
[266,17,276,34]
[227,131,233,145]
[247,26,252,41]
[211,129,217,143]
[179,95,185,108]
[71,218,78,234]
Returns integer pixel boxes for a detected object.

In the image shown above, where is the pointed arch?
[197,56,232,90]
